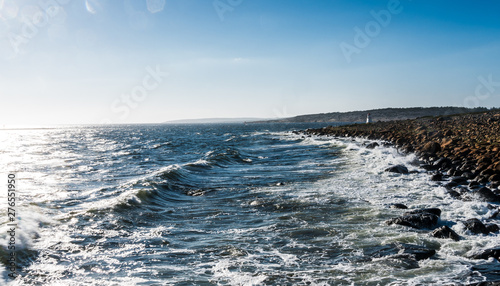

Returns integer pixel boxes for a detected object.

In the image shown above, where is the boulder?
[385,165,409,174]
[494,162,500,172]
[430,225,460,241]
[422,141,442,155]
[451,177,468,185]
[431,173,443,181]
[445,182,459,189]
[468,248,500,260]
[404,208,442,217]
[386,212,439,230]
[448,168,463,176]
[440,138,455,150]
[475,187,500,203]
[421,164,438,171]
[487,224,500,233]
[481,169,495,178]
[433,157,452,169]
[469,181,481,189]
[365,142,379,149]
[390,203,408,209]
[462,171,475,179]
[467,268,500,285]
[368,243,436,261]
[464,218,490,235]
[447,189,461,199]
[490,174,500,182]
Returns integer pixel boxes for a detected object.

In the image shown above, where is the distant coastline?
[163,117,269,124]
[161,107,498,125]
[253,107,494,123]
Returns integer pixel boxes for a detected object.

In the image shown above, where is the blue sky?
[1,0,499,125]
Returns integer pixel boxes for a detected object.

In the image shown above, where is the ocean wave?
[203,147,255,167]
[63,146,258,216]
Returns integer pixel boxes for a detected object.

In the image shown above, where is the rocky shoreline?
[304,110,500,285]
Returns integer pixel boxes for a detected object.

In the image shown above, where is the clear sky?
[1,0,500,125]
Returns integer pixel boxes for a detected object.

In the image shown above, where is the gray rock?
[487,224,500,233]
[404,208,441,217]
[464,218,490,235]
[475,187,500,203]
[469,248,500,260]
[385,165,409,174]
[431,225,460,241]
[387,213,439,229]
[390,203,408,209]
[365,142,379,149]
[368,243,436,261]
[431,173,443,181]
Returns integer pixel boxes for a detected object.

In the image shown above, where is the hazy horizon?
[1,0,500,125]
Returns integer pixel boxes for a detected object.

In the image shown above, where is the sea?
[1,123,500,285]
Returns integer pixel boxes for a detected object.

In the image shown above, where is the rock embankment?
[306,111,500,187]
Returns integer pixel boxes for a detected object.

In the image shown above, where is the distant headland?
[252,107,495,124]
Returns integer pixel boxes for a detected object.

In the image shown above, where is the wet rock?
[431,173,443,181]
[487,224,500,233]
[445,181,459,189]
[468,271,500,286]
[489,209,500,219]
[475,187,500,203]
[421,164,438,171]
[365,142,379,149]
[481,169,496,178]
[469,181,481,189]
[395,138,408,146]
[447,189,461,199]
[462,171,475,179]
[490,174,500,183]
[468,248,500,260]
[464,218,490,235]
[446,168,456,176]
[386,211,439,230]
[433,157,452,169]
[451,169,464,176]
[477,176,491,184]
[385,165,409,174]
[430,225,460,241]
[451,177,468,185]
[390,203,408,209]
[368,243,436,261]
[404,208,442,217]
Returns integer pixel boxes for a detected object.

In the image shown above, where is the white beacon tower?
[366,113,372,123]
